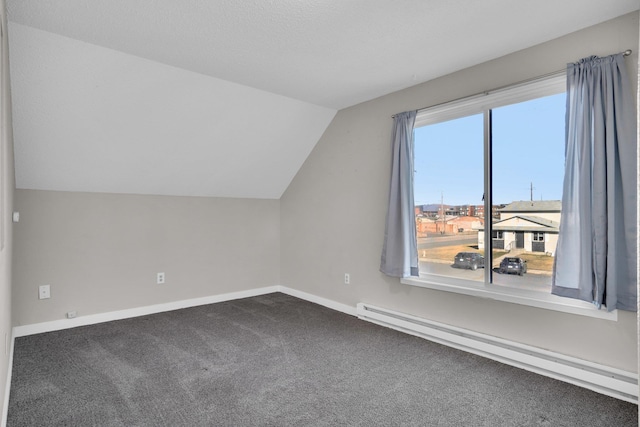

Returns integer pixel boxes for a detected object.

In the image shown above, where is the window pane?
[491,93,565,291]
[414,114,485,282]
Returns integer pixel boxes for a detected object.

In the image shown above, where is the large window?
[413,75,565,293]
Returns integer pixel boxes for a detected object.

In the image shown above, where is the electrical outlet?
[157,272,165,284]
[344,273,350,285]
[38,285,51,300]
[66,311,77,319]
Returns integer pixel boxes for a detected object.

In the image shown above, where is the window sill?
[401,274,617,321]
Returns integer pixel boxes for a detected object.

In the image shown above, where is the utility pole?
[441,192,445,234]
[530,182,535,201]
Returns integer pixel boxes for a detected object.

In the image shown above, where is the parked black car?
[499,257,527,276]
[453,252,485,270]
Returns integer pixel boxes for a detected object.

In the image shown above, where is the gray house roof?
[479,215,560,233]
[500,200,562,212]
[516,215,560,229]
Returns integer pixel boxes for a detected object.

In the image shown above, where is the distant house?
[449,216,483,233]
[416,215,483,237]
[416,215,454,237]
[474,204,504,219]
[415,203,502,220]
[478,200,561,255]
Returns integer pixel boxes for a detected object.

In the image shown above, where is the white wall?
[12,190,279,326]
[8,23,336,199]
[0,0,15,421]
[280,12,640,372]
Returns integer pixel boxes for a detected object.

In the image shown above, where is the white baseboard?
[13,286,279,338]
[278,286,357,316]
[11,286,355,338]
[1,330,14,427]
[357,302,638,404]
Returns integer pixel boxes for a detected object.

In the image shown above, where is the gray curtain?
[380,111,418,278]
[552,53,637,311]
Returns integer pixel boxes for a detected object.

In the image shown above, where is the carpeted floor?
[7,293,638,426]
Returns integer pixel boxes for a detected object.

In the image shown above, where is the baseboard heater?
[356,303,638,404]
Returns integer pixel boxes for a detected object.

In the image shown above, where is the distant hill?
[419,204,447,211]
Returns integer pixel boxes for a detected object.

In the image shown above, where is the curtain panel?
[380,111,419,278]
[552,53,637,311]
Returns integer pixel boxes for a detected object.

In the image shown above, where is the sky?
[413,92,566,207]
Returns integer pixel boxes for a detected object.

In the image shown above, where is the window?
[413,74,565,292]
[532,232,544,242]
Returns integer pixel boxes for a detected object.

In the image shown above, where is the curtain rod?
[392,49,633,118]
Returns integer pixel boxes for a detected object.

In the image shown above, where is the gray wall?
[280,12,640,372]
[637,16,640,409]
[0,0,15,420]
[12,190,280,326]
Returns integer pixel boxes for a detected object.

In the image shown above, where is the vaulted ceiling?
[6,0,639,198]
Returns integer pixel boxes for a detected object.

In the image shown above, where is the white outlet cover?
[38,284,51,299]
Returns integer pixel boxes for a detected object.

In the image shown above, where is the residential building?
[475,203,503,219]
[417,203,500,219]
[416,214,483,237]
[478,200,561,254]
[449,215,484,234]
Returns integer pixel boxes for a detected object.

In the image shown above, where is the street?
[418,260,552,293]
[418,235,477,250]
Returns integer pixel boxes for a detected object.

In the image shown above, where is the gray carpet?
[7,293,638,426]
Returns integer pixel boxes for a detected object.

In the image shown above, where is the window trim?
[414,73,566,127]
[401,275,617,320]
[409,72,617,320]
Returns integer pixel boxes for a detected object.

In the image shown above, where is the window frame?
[406,73,617,320]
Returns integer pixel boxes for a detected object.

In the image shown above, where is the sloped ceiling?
[8,23,335,199]
[6,0,639,199]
